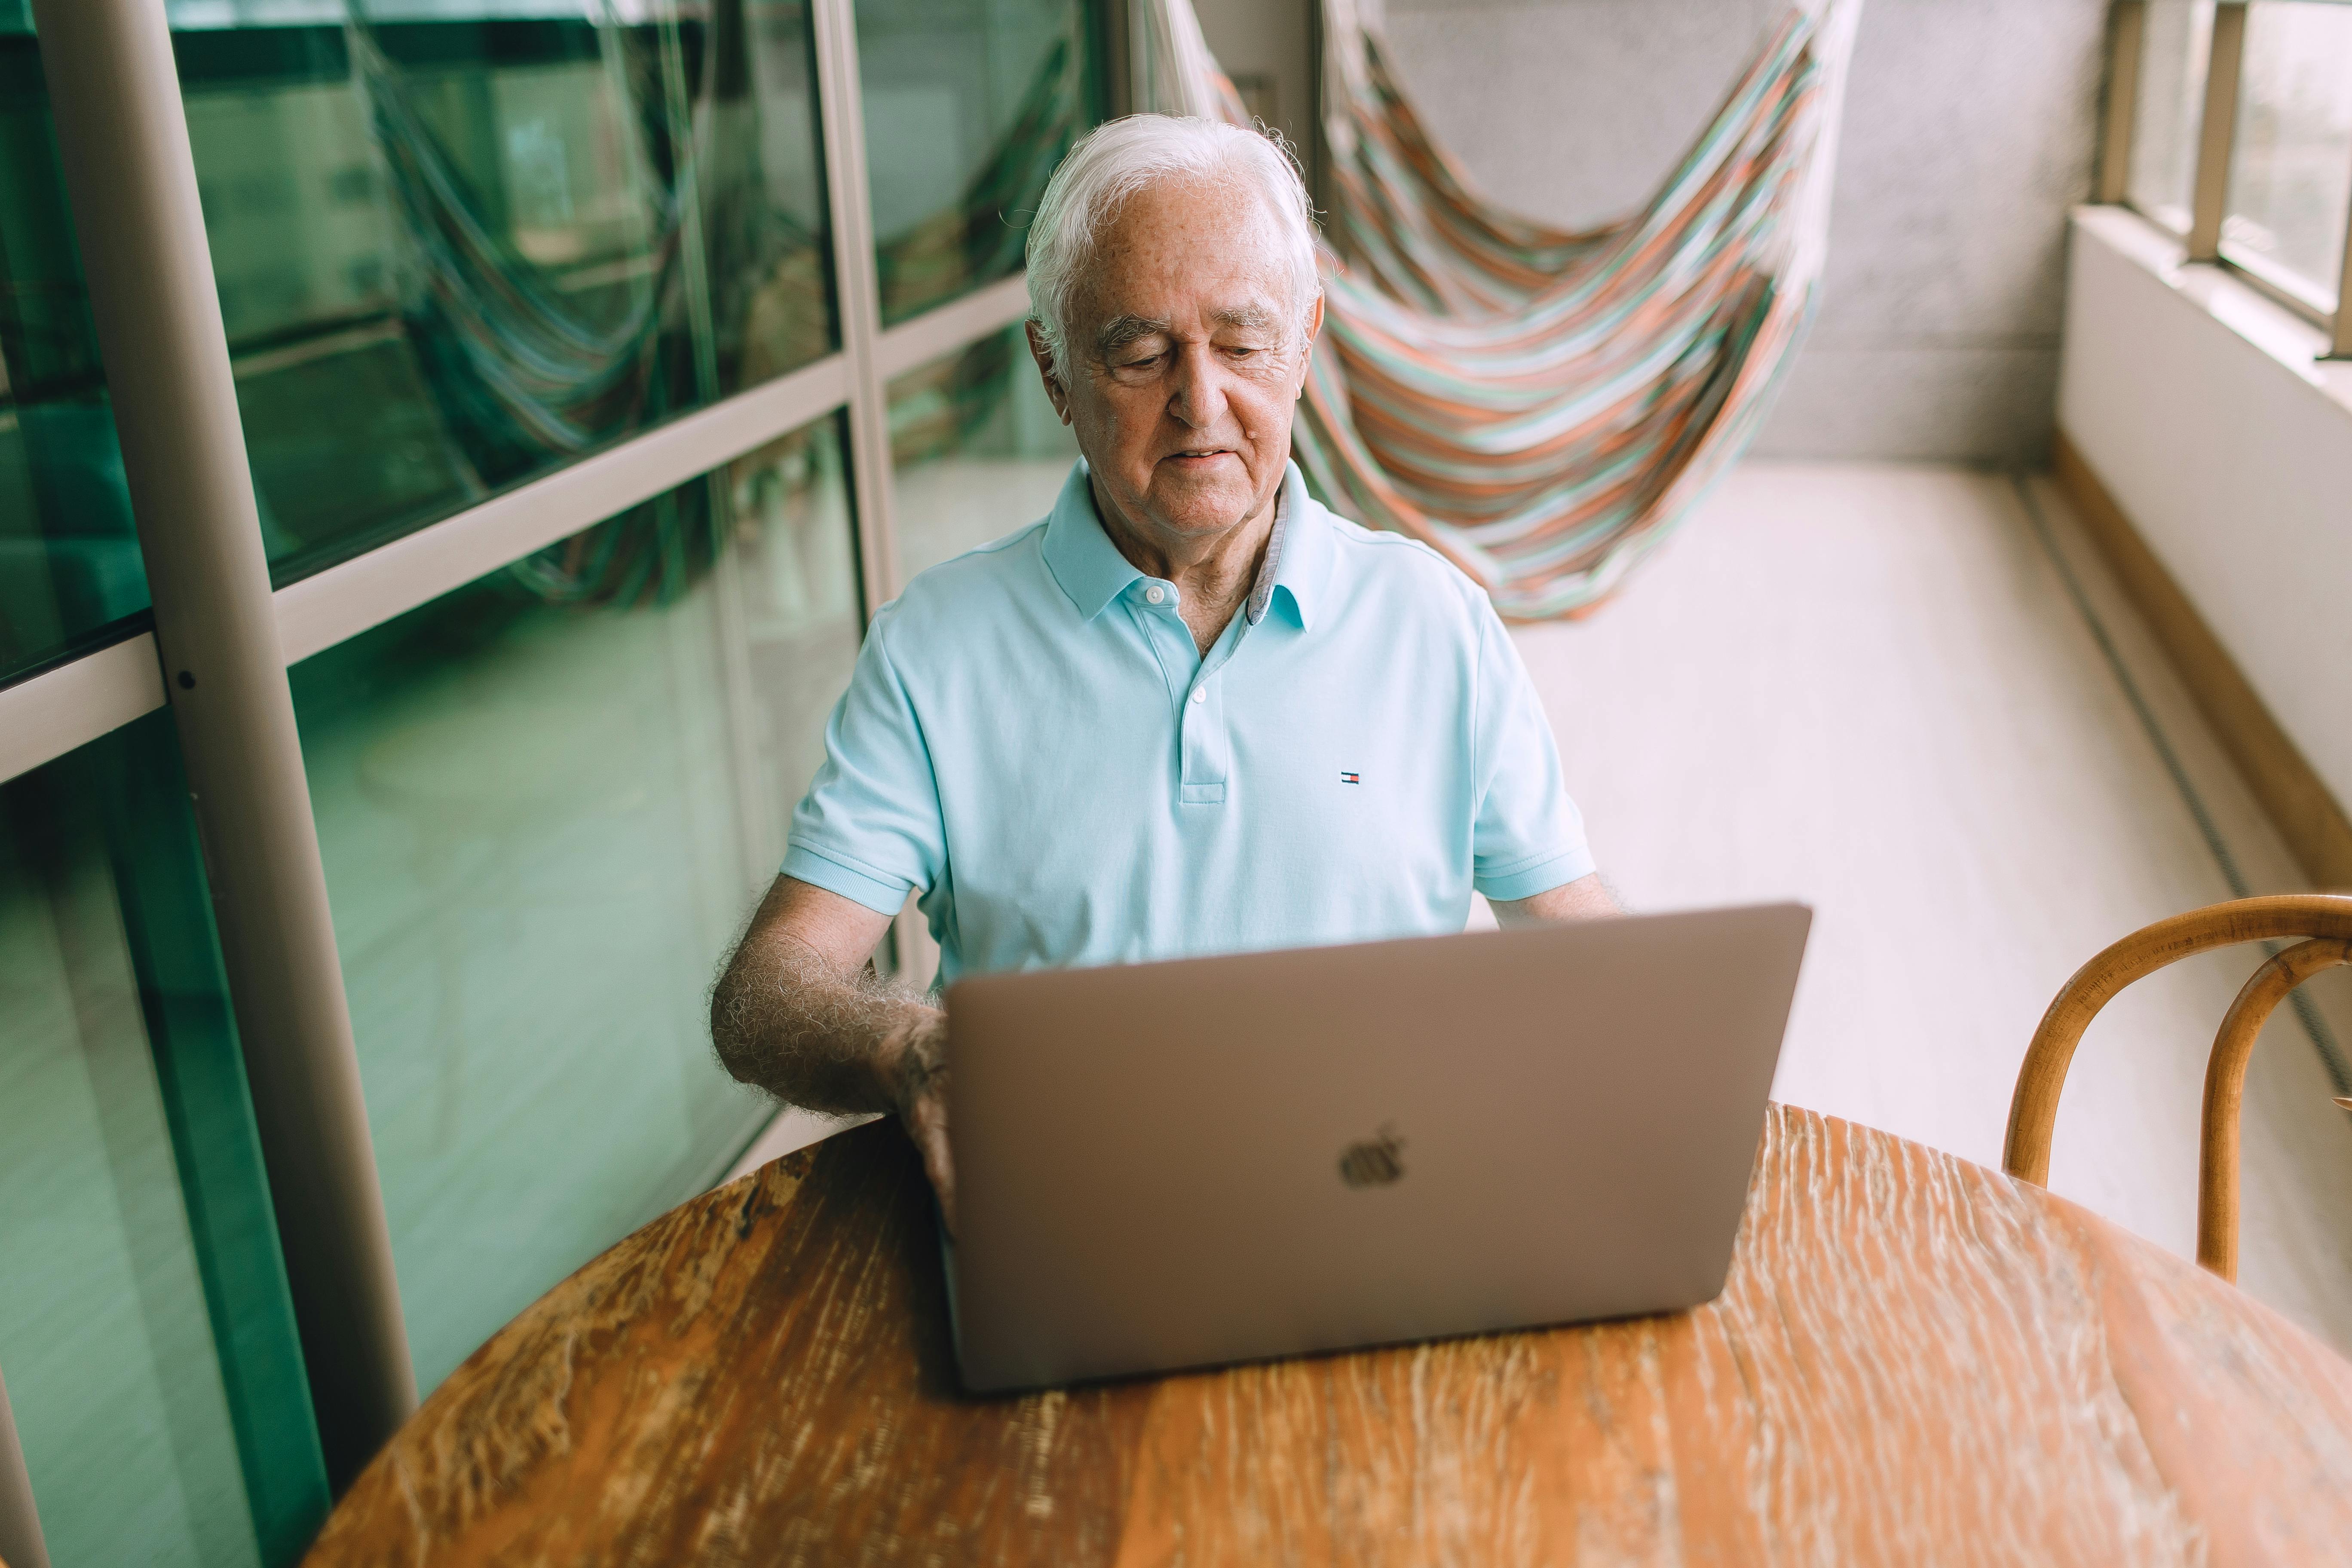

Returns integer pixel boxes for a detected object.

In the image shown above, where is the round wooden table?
[303,1107,2352,1565]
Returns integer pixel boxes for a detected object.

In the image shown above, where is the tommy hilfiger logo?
[1340,772,1361,784]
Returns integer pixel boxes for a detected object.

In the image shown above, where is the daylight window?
[2128,0,2215,233]
[2223,0,2352,309]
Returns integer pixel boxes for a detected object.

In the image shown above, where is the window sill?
[2073,205,2352,421]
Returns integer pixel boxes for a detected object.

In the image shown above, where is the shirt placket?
[1180,605,1249,807]
[1179,664,1228,805]
[1125,582,1238,808]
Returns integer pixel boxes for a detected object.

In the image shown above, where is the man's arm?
[1490,870,1621,925]
[710,875,957,1225]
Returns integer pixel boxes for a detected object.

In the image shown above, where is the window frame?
[2,0,1126,767]
[2,0,1133,1537]
[2101,0,2352,355]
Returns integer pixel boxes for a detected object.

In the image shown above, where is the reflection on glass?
[1,715,327,1568]
[288,415,860,1393]
[171,2,834,587]
[0,28,150,686]
[856,0,1103,325]
[2128,0,2214,232]
[887,323,1077,581]
[2225,2,2352,308]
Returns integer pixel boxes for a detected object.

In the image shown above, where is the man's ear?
[1025,320,1074,426]
[1296,292,1326,399]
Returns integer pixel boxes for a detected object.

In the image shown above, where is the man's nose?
[1165,341,1229,430]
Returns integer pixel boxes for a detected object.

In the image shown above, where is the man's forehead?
[1077,235,1289,299]
[1077,246,1292,343]
[1101,170,1284,246]
[1077,185,1289,300]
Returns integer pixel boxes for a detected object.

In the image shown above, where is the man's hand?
[887,1013,956,1234]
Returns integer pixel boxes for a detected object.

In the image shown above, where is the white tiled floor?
[1514,462,2352,1351]
[728,460,2352,1354]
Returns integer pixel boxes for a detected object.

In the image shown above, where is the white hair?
[1024,114,1322,377]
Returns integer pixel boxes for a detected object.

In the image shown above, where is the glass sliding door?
[888,322,1077,580]
[7,0,1114,1532]
[0,24,148,686]
[287,413,860,1393]
[0,715,325,1568]
[855,0,1105,325]
[170,0,835,586]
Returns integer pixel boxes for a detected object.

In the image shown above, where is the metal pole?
[0,1367,49,1568]
[2186,1,2247,263]
[811,0,941,983]
[1101,0,1135,119]
[2330,174,2352,360]
[812,0,901,622]
[2097,0,2147,207]
[1307,0,1329,218]
[31,0,416,1490]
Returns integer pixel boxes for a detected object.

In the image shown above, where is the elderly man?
[711,114,1616,1222]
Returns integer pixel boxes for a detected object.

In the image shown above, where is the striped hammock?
[1137,0,1864,619]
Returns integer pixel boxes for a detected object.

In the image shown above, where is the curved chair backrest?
[2004,894,2352,1281]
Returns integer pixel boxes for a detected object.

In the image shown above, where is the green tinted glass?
[856,0,1104,325]
[0,29,149,685]
[888,322,1076,580]
[288,414,861,1393]
[169,2,835,587]
[0,714,326,1568]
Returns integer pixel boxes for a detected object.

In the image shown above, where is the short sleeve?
[1468,599,1596,901]
[782,606,946,916]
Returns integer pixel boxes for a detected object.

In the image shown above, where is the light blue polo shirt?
[783,459,1593,983]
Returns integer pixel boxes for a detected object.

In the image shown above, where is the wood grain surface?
[303,1107,2352,1566]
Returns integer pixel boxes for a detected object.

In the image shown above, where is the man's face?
[1032,175,1320,544]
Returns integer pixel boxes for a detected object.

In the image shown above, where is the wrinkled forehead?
[1067,174,1298,333]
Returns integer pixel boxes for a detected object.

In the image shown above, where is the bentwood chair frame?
[2005,894,2352,1282]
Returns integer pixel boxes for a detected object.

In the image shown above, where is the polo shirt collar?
[1042,458,1333,630]
[1042,462,1141,621]
[1262,460,1332,631]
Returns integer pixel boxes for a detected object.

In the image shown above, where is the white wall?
[2057,206,2352,815]
[1228,0,2108,463]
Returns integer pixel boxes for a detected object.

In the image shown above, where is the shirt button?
[1189,687,1206,705]
[1144,585,1166,604]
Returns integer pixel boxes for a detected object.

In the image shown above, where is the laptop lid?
[944,902,1811,1393]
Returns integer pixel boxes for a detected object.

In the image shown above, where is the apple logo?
[1338,1124,1406,1188]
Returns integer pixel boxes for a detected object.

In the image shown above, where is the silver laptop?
[942,902,1811,1394]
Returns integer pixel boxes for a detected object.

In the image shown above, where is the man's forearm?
[709,928,940,1117]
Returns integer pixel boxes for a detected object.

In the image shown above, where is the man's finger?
[909,1093,957,1234]
[922,1125,958,1234]
[929,1147,958,1235]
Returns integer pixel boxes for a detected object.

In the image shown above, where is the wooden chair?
[2005,894,2352,1282]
